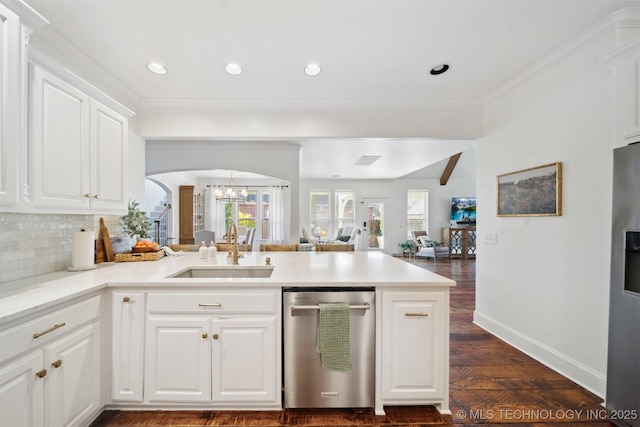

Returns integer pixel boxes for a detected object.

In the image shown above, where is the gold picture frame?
[497,162,562,217]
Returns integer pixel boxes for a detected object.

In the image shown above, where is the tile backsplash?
[0,213,124,283]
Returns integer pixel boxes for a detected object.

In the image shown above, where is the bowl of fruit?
[132,238,160,253]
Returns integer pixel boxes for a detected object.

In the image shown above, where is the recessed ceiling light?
[225,63,242,75]
[147,62,167,75]
[304,63,322,76]
[430,64,450,75]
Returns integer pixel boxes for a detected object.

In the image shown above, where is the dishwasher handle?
[290,302,370,311]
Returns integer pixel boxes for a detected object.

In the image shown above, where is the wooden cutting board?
[99,218,114,262]
[96,236,131,264]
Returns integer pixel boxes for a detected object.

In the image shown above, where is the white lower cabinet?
[379,290,449,413]
[145,316,211,403]
[0,351,45,426]
[143,289,281,408]
[0,295,102,427]
[45,323,101,427]
[111,292,145,402]
[211,318,277,403]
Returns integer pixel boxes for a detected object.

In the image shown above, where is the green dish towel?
[315,302,351,373]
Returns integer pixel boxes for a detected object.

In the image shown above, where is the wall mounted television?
[450,197,477,225]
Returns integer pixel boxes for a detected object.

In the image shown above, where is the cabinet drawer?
[0,295,101,363]
[147,290,278,314]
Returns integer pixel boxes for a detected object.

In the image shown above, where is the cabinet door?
[111,291,145,402]
[145,316,211,403]
[0,3,21,205]
[89,99,128,211]
[381,291,447,401]
[0,351,45,427]
[30,63,90,208]
[179,186,195,244]
[45,322,100,427]
[211,317,278,404]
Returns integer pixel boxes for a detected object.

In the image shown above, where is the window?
[238,190,257,230]
[335,191,355,235]
[309,190,355,239]
[221,188,270,240]
[261,190,270,239]
[407,190,428,236]
[310,191,330,238]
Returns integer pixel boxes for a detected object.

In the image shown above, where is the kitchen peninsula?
[0,251,454,426]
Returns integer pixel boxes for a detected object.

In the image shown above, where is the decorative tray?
[131,245,161,253]
[115,250,165,262]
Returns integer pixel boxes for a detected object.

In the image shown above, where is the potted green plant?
[120,200,153,239]
[398,240,414,255]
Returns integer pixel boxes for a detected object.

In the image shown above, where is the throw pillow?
[338,235,350,242]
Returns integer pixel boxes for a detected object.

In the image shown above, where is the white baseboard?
[473,310,606,398]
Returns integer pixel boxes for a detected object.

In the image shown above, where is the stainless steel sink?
[168,266,274,278]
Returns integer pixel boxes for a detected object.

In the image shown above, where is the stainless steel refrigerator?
[607,142,640,427]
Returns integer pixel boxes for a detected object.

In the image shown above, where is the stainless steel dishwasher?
[283,287,375,408]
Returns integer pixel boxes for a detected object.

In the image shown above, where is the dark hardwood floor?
[92,257,613,426]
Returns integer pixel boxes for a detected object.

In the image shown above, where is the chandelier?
[213,172,248,203]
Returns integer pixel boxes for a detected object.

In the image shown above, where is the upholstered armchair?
[411,230,450,261]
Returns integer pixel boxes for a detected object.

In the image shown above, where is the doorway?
[360,198,388,252]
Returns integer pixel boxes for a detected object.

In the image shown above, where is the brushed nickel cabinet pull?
[198,303,222,307]
[51,360,62,368]
[202,333,208,339]
[36,369,47,378]
[405,312,429,317]
[291,303,370,311]
[33,323,66,339]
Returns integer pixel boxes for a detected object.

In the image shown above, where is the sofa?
[332,225,362,247]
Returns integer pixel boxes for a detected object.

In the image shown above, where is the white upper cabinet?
[29,62,129,212]
[30,63,90,209]
[0,3,21,205]
[90,98,128,211]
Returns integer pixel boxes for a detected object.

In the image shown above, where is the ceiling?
[24,0,636,180]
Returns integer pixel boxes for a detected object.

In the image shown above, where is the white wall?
[474,15,636,397]
[145,141,300,243]
[137,101,483,140]
[300,175,475,254]
[127,123,146,206]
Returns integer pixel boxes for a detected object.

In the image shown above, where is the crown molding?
[29,48,136,118]
[485,7,640,104]
[0,0,48,31]
[139,97,483,110]
[29,25,141,110]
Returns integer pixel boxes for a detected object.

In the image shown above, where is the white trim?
[473,310,607,398]
[28,49,135,118]
[485,7,640,104]
[28,26,141,108]
[139,97,483,110]
[0,0,48,31]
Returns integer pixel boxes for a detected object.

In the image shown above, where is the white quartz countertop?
[0,251,454,324]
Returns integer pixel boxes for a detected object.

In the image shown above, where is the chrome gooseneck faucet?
[226,221,240,265]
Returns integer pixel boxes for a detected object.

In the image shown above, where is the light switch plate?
[484,233,497,245]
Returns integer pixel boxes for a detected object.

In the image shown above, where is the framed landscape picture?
[497,162,562,217]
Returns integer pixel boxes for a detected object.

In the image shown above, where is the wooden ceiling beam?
[440,152,462,186]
